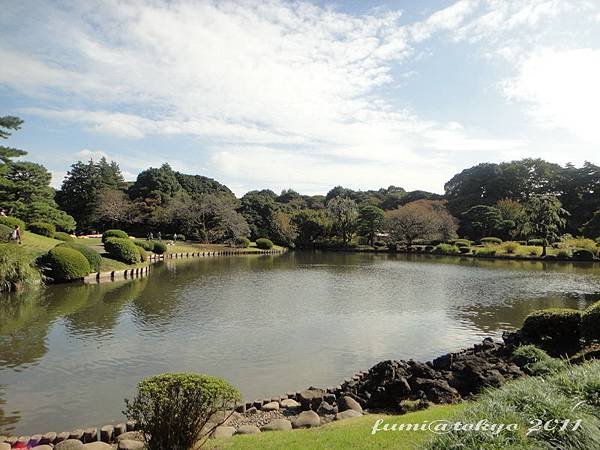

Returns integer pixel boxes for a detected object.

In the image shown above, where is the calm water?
[1,252,600,434]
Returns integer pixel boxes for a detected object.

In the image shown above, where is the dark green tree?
[129,163,181,200]
[327,196,358,246]
[357,204,385,246]
[525,195,569,256]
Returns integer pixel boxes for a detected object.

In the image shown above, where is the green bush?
[0,224,12,243]
[0,216,25,230]
[104,237,141,264]
[53,231,74,242]
[27,221,56,238]
[176,234,186,241]
[481,237,502,245]
[433,243,459,254]
[102,229,129,243]
[557,249,572,259]
[0,244,40,291]
[459,246,471,254]
[454,239,471,247]
[572,249,595,261]
[152,241,167,255]
[37,246,91,282]
[512,345,566,376]
[582,300,600,342]
[137,245,147,262]
[500,241,520,254]
[528,238,545,246]
[518,240,528,245]
[256,238,274,249]
[134,240,155,251]
[58,242,102,272]
[475,247,497,257]
[522,308,582,349]
[124,373,240,450]
[234,237,251,248]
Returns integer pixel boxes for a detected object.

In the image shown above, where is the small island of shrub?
[104,237,142,264]
[151,241,167,255]
[37,246,91,282]
[58,242,102,272]
[582,300,600,342]
[522,308,582,349]
[102,229,129,243]
[256,238,274,249]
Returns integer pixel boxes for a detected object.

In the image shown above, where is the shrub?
[522,308,582,349]
[454,239,471,248]
[572,249,595,261]
[137,246,147,262]
[560,238,598,253]
[373,241,387,248]
[0,216,25,230]
[152,241,167,255]
[234,237,251,248]
[481,237,502,245]
[37,247,91,282]
[256,238,274,249]
[124,373,240,450]
[512,345,566,376]
[0,224,12,243]
[54,231,74,242]
[102,229,129,243]
[27,221,56,238]
[500,241,520,254]
[528,238,545,246]
[134,240,155,251]
[475,247,496,257]
[459,246,470,254]
[58,242,102,272]
[582,300,600,342]
[557,249,572,259]
[0,244,40,291]
[104,237,141,264]
[434,243,459,254]
[176,234,186,241]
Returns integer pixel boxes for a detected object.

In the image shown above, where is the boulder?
[40,432,57,444]
[83,443,112,450]
[235,425,261,435]
[292,410,321,428]
[100,425,113,443]
[261,401,280,411]
[117,440,145,450]
[114,423,127,437]
[69,430,84,441]
[338,396,363,413]
[212,426,235,438]
[297,389,326,410]
[55,440,85,450]
[280,398,300,410]
[246,406,258,414]
[316,401,337,415]
[412,378,460,404]
[260,419,292,432]
[335,410,362,420]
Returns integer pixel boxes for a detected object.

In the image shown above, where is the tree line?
[2,116,600,249]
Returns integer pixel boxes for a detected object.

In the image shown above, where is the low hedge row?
[582,300,600,342]
[54,232,74,242]
[0,224,12,243]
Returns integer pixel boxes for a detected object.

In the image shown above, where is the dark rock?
[40,432,57,445]
[297,389,326,410]
[411,378,460,404]
[338,396,363,413]
[246,406,257,414]
[316,401,337,415]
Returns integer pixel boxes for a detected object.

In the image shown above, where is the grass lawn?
[206,404,466,450]
[19,231,62,258]
[169,241,285,254]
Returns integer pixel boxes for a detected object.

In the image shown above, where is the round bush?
[454,239,471,248]
[38,246,91,282]
[433,243,459,254]
[572,249,595,261]
[0,224,12,243]
[54,231,74,242]
[137,245,147,262]
[475,247,497,257]
[256,238,274,250]
[104,237,141,264]
[124,373,240,450]
[27,221,56,238]
[58,242,102,272]
[234,236,251,248]
[102,229,129,243]
[459,246,471,254]
[134,240,155,251]
[152,241,167,255]
[528,238,545,246]
[0,216,25,230]
[582,300,600,342]
[480,237,502,245]
[522,308,582,349]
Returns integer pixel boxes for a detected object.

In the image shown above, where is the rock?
[412,378,460,404]
[246,406,258,414]
[260,419,292,432]
[212,426,236,438]
[338,396,363,413]
[125,421,137,432]
[83,443,112,450]
[116,431,144,442]
[114,423,127,436]
[40,432,57,444]
[29,434,42,446]
[323,393,336,404]
[56,432,70,443]
[335,409,362,420]
[234,403,246,413]
[235,425,261,435]
[261,401,280,411]
[297,389,326,410]
[280,398,300,410]
[117,440,145,450]
[100,425,113,443]
[317,401,337,415]
[69,429,84,440]
[83,428,97,443]
[292,410,321,428]
[55,439,85,450]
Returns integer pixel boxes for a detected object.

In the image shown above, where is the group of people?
[146,231,178,245]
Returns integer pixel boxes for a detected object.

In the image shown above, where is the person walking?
[157,231,162,241]
[11,225,22,244]
[173,233,178,241]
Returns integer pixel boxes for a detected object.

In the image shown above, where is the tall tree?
[525,195,569,256]
[326,196,358,246]
[357,204,385,246]
[129,163,181,200]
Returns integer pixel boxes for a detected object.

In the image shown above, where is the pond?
[1,251,599,434]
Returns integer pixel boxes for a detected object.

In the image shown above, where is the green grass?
[169,242,285,254]
[19,231,62,258]
[206,404,466,450]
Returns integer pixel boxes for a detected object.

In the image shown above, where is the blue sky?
[1,0,600,196]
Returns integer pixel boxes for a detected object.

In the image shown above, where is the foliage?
[137,245,147,262]
[0,215,25,230]
[525,194,569,256]
[474,247,497,257]
[500,241,520,254]
[104,237,142,264]
[0,244,40,291]
[461,205,505,240]
[582,301,600,342]
[522,308,582,349]
[53,231,74,242]
[453,239,471,247]
[102,229,129,243]
[572,249,595,261]
[480,237,502,244]
[134,240,155,251]
[234,237,251,248]
[27,221,56,238]
[256,238,274,249]
[292,209,330,248]
[357,204,385,246]
[124,372,240,450]
[15,201,76,231]
[582,210,600,239]
[326,196,359,246]
[433,243,460,254]
[528,238,545,246]
[129,163,181,200]
[152,241,167,255]
[37,246,91,282]
[0,223,12,242]
[512,345,566,376]
[58,242,102,272]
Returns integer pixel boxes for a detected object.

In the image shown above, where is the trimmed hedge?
[434,243,459,254]
[27,221,56,238]
[572,249,595,261]
[104,237,141,264]
[480,237,502,245]
[134,240,155,251]
[152,241,167,255]
[234,237,251,248]
[58,242,102,272]
[528,238,545,246]
[522,308,582,348]
[102,229,129,243]
[38,247,91,282]
[54,231,74,242]
[582,300,600,342]
[454,239,471,248]
[0,224,12,243]
[459,246,471,254]
[475,247,496,257]
[0,216,25,230]
[256,238,274,250]
[176,234,186,241]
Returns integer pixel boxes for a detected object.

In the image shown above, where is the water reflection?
[0,252,599,434]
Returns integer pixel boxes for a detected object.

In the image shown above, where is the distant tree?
[496,199,528,239]
[461,205,505,239]
[94,189,136,228]
[129,163,181,200]
[327,196,358,246]
[175,172,234,197]
[291,209,330,248]
[357,204,385,246]
[272,211,298,247]
[582,211,600,239]
[239,190,279,240]
[525,194,569,256]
